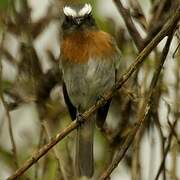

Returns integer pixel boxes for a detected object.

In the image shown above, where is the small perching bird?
[60,3,121,178]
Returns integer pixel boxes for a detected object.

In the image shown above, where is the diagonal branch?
[99,24,175,180]
[155,119,178,180]
[42,119,68,180]
[168,121,180,150]
[113,0,144,50]
[0,27,19,169]
[7,6,180,180]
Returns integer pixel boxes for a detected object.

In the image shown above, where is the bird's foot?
[76,112,84,125]
[97,95,106,103]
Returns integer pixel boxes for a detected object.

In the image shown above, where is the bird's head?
[62,4,97,33]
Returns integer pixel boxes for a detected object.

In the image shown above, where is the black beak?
[74,17,84,25]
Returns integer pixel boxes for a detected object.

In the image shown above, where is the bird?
[60,3,121,178]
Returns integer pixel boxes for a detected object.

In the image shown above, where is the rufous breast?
[61,30,117,63]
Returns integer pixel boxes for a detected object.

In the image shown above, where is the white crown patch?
[78,4,92,16]
[63,4,92,17]
[63,6,77,17]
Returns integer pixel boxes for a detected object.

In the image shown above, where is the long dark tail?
[75,115,94,177]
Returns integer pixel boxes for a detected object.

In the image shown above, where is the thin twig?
[173,30,180,58]
[148,125,156,180]
[153,29,178,180]
[131,130,141,180]
[169,32,180,179]
[100,106,150,180]
[149,0,167,28]
[34,126,44,180]
[0,1,19,168]
[154,119,178,180]
[7,6,180,180]
[154,114,166,180]
[42,119,68,180]
[0,96,19,168]
[99,24,175,180]
[168,121,180,146]
[0,26,19,169]
[113,0,144,50]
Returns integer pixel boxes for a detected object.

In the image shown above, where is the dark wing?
[96,34,121,128]
[62,82,77,120]
[96,99,112,128]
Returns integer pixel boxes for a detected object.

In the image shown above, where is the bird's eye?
[86,14,91,19]
[62,15,74,29]
[65,15,73,22]
[65,16,70,20]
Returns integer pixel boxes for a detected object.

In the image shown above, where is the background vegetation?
[0,0,179,180]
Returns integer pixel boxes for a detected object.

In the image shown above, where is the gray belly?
[62,58,115,111]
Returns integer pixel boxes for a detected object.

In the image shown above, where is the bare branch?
[7,6,180,180]
[42,119,68,180]
[113,0,144,50]
[99,24,175,180]
[168,121,180,146]
[155,119,178,180]
[0,26,19,169]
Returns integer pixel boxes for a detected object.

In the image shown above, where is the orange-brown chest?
[61,30,117,63]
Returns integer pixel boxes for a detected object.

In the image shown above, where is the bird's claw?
[76,112,84,125]
[97,95,106,103]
